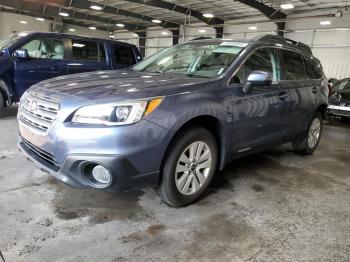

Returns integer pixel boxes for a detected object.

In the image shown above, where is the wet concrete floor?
[1,106,350,261]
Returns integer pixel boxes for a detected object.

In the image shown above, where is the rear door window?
[282,50,305,80]
[113,45,135,66]
[21,38,65,59]
[232,48,281,84]
[71,40,99,61]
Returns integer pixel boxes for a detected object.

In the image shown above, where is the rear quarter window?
[303,55,324,79]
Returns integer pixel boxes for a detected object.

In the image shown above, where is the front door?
[13,38,68,97]
[228,47,290,151]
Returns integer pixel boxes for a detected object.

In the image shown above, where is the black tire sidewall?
[0,92,5,112]
[161,127,218,207]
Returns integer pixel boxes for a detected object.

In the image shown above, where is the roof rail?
[254,34,312,55]
[190,37,213,41]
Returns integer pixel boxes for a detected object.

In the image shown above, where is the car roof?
[187,35,312,56]
[20,31,136,47]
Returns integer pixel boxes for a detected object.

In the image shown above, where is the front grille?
[21,136,61,171]
[19,91,59,134]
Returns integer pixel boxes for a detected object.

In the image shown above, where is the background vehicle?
[328,78,339,96]
[0,32,142,112]
[17,35,328,207]
[327,78,350,119]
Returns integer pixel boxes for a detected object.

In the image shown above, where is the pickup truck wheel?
[292,112,323,155]
[157,127,218,207]
[0,92,5,112]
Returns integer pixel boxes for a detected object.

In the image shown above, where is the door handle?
[278,92,288,100]
[312,87,319,94]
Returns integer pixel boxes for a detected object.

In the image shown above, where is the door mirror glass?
[14,49,29,59]
[243,70,272,93]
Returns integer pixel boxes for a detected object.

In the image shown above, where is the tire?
[292,112,323,155]
[0,92,5,113]
[157,126,218,207]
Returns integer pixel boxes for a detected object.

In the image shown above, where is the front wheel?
[292,112,323,155]
[157,127,218,207]
[0,92,5,113]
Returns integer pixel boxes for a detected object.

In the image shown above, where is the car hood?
[329,91,350,106]
[33,70,212,102]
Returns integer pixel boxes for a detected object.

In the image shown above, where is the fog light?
[92,165,111,184]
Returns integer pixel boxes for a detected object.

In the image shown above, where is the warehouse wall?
[0,12,109,39]
[0,13,50,38]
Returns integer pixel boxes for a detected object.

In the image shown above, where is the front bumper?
[19,136,159,192]
[327,105,350,118]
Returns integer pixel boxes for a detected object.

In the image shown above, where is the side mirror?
[243,71,273,94]
[14,49,29,59]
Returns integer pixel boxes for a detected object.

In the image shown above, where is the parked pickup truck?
[0,31,142,112]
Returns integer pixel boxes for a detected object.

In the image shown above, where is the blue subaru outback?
[18,35,328,207]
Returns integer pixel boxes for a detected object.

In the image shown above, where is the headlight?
[71,97,163,126]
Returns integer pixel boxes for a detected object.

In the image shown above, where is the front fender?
[145,88,233,170]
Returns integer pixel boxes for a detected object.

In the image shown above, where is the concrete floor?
[1,106,350,262]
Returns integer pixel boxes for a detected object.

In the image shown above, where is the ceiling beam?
[0,0,147,32]
[235,0,286,35]
[48,0,179,28]
[122,0,225,25]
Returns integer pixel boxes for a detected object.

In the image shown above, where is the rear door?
[279,50,314,134]
[66,39,110,74]
[13,37,68,97]
[228,47,290,150]
[111,43,137,69]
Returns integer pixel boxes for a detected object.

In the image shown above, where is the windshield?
[0,33,27,50]
[133,41,246,78]
[334,79,350,92]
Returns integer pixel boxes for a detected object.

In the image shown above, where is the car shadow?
[0,105,18,119]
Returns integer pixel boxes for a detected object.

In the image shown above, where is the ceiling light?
[280,3,294,10]
[90,5,102,10]
[161,31,169,35]
[59,12,69,17]
[248,26,257,30]
[68,28,76,32]
[152,19,162,24]
[133,33,138,37]
[89,26,96,30]
[203,13,214,18]
[320,20,331,26]
[36,18,45,21]
[109,35,115,38]
[198,29,206,33]
[20,21,28,24]
[72,43,85,48]
[116,23,125,27]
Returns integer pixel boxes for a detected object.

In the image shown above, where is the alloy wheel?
[175,141,212,196]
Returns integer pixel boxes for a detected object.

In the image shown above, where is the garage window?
[282,50,305,80]
[21,38,64,60]
[71,40,99,61]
